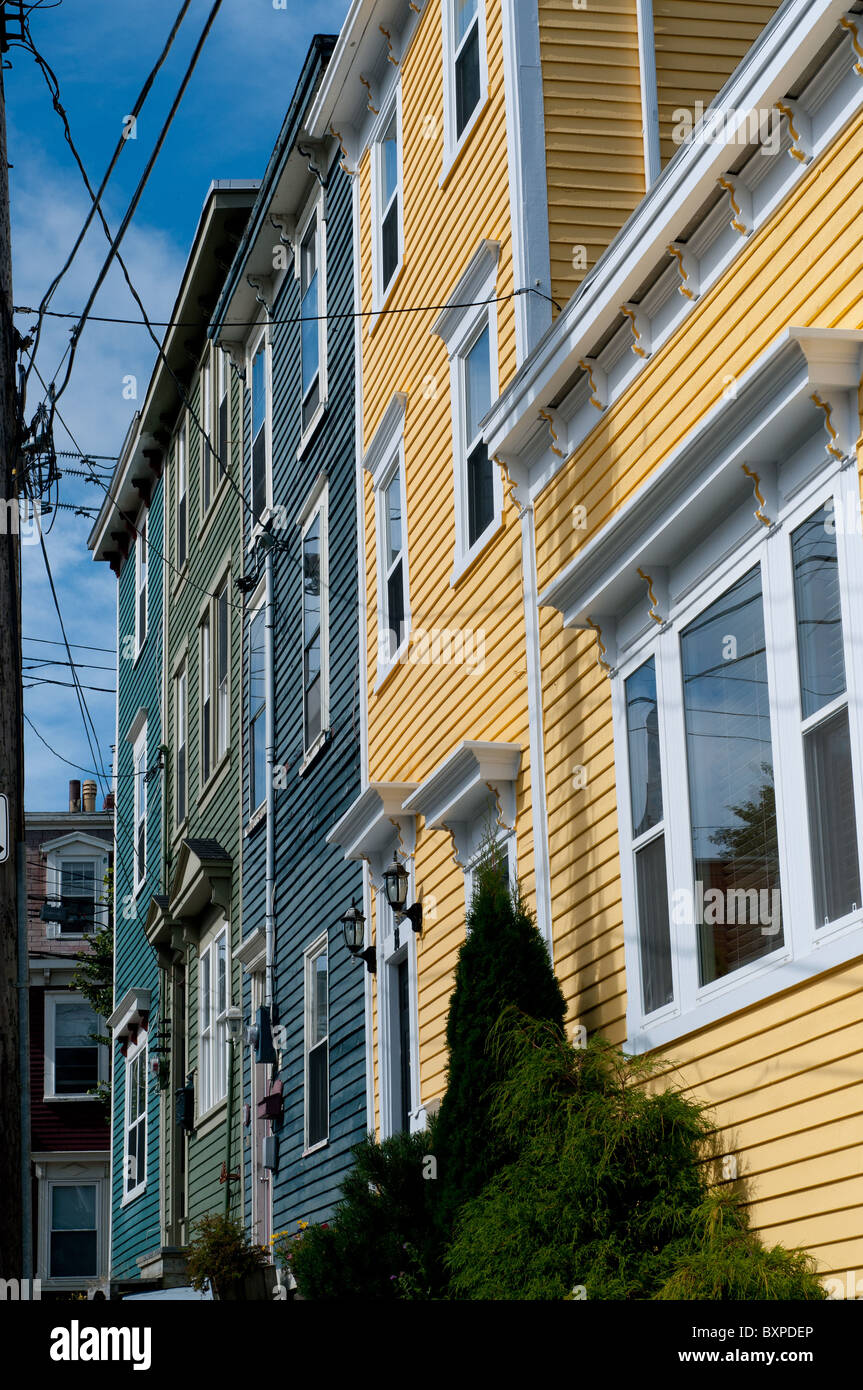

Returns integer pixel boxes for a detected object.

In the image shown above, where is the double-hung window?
[201,352,213,515]
[175,662,187,825]
[462,320,495,547]
[300,482,329,755]
[44,994,106,1099]
[304,935,328,1150]
[49,1183,98,1278]
[248,594,267,815]
[216,348,229,478]
[124,1035,147,1200]
[216,583,229,762]
[442,0,488,170]
[176,426,188,570]
[200,613,211,785]
[199,926,229,1115]
[133,728,147,889]
[378,456,409,667]
[135,512,147,654]
[59,859,97,935]
[250,335,270,521]
[373,101,403,308]
[299,203,326,439]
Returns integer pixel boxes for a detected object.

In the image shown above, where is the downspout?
[636,0,662,188]
[17,840,32,1279]
[223,1038,235,1216]
[159,746,170,897]
[264,550,275,1012]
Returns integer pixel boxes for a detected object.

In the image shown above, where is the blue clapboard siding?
[110,479,164,1284]
[234,48,367,1241]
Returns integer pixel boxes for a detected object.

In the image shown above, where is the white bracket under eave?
[495,451,529,516]
[621,302,652,359]
[839,14,863,78]
[791,327,863,461]
[775,99,813,165]
[667,242,700,301]
[581,616,617,676]
[578,356,608,409]
[717,175,753,237]
[636,565,669,626]
[538,407,570,460]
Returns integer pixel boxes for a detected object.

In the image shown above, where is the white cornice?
[431,240,502,348]
[362,393,408,483]
[402,741,521,834]
[328,781,418,861]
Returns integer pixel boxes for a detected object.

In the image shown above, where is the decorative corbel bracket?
[379,24,400,65]
[667,242,700,301]
[583,616,617,676]
[220,341,246,384]
[636,566,669,626]
[578,357,608,409]
[839,14,863,78]
[775,100,813,164]
[269,212,297,257]
[538,406,569,459]
[717,176,753,237]
[810,390,860,463]
[741,461,777,527]
[495,452,530,516]
[621,303,652,359]
[247,274,275,314]
[329,124,357,177]
[296,140,330,189]
[359,74,379,114]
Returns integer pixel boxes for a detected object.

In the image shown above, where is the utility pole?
[0,6,25,1276]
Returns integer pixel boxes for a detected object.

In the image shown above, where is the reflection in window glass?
[681,566,783,985]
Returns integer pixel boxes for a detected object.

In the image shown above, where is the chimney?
[69,779,81,813]
[102,791,115,813]
[82,780,97,813]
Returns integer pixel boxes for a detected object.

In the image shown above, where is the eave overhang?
[402,741,522,850]
[327,781,419,861]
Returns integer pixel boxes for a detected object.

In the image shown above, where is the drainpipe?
[159,745,170,896]
[264,550,275,1011]
[223,1037,235,1216]
[17,840,32,1278]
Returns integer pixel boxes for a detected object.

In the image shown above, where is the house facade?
[25,780,112,1296]
[212,35,368,1245]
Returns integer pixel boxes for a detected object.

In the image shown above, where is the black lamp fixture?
[340,902,376,974]
[383,854,423,933]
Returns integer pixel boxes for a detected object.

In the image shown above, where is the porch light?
[225,1006,243,1041]
[340,903,376,974]
[383,854,423,933]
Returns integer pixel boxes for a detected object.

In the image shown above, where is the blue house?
[212,35,369,1251]
[88,408,165,1290]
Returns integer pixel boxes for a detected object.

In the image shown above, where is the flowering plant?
[271,1218,327,1274]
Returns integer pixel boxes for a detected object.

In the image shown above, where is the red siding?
[30,986,109,1153]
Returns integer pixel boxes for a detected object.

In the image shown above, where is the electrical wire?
[24,634,115,654]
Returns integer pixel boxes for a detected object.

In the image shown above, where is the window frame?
[374,443,412,679]
[216,346,230,479]
[441,0,489,179]
[247,582,268,818]
[133,725,147,892]
[200,609,212,788]
[371,88,405,313]
[295,189,328,454]
[248,323,274,535]
[449,304,502,580]
[612,460,863,1049]
[175,658,188,828]
[298,477,330,763]
[200,345,214,520]
[198,923,229,1119]
[134,509,148,657]
[43,991,108,1102]
[122,1032,147,1204]
[45,1177,102,1283]
[175,421,188,572]
[303,931,329,1154]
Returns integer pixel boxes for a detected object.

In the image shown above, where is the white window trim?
[440,0,490,183]
[132,724,147,894]
[247,581,268,819]
[370,84,405,318]
[374,443,412,685]
[121,1032,147,1205]
[247,321,274,541]
[175,657,188,829]
[43,836,109,940]
[612,455,863,1053]
[134,508,148,659]
[175,420,188,574]
[43,991,108,1102]
[298,474,330,765]
[36,1161,108,1288]
[200,345,215,521]
[303,931,330,1154]
[464,826,517,920]
[432,241,503,584]
[377,879,422,1139]
[295,188,328,457]
[215,576,231,766]
[197,922,230,1122]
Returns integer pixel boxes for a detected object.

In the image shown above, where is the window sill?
[171,558,189,599]
[298,728,330,777]
[172,815,189,847]
[302,1138,329,1158]
[248,506,277,553]
[43,1094,105,1104]
[120,1183,147,1209]
[245,803,267,838]
[297,399,328,461]
[369,261,406,336]
[198,750,231,813]
[374,633,412,694]
[195,1097,228,1137]
[449,515,506,589]
[439,93,490,190]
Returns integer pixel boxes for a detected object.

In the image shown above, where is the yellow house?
[307,0,859,1288]
[483,0,863,1291]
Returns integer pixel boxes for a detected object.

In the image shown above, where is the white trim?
[370,82,405,317]
[303,931,330,1152]
[500,0,552,363]
[42,838,109,940]
[299,475,330,754]
[441,0,490,182]
[246,584,268,818]
[197,920,230,1119]
[520,505,553,955]
[43,990,108,1102]
[133,508,148,658]
[403,740,521,866]
[36,1161,109,1289]
[121,1031,148,1205]
[296,186,328,457]
[107,987,151,1038]
[636,0,661,187]
[247,321,274,532]
[373,436,412,683]
[132,724,147,893]
[377,868,422,1139]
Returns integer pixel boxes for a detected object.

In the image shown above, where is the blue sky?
[9,0,349,809]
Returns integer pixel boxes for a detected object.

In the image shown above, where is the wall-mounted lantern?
[383,854,422,932]
[340,902,376,974]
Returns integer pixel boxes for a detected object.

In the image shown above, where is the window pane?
[805,705,860,924]
[382,119,398,204]
[178,494,187,569]
[252,346,266,439]
[218,394,228,475]
[200,953,211,1030]
[681,566,783,985]
[465,324,491,445]
[252,427,267,519]
[398,958,412,1133]
[387,559,405,650]
[635,835,673,1013]
[455,0,478,44]
[251,708,266,811]
[217,590,228,686]
[467,440,494,545]
[52,1184,96,1231]
[382,199,399,289]
[217,934,227,1016]
[308,1040,328,1147]
[385,473,402,566]
[305,673,321,747]
[625,657,663,837]
[455,20,481,136]
[311,950,328,1045]
[301,272,319,399]
[303,516,321,638]
[792,505,846,719]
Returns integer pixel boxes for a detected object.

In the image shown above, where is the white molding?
[233,926,266,975]
[303,931,330,1152]
[43,991,108,1101]
[431,239,501,348]
[500,0,552,363]
[124,705,148,746]
[403,740,521,864]
[636,0,661,187]
[362,391,408,484]
[327,780,418,883]
[107,987,151,1038]
[299,475,330,752]
[370,80,405,316]
[520,505,553,955]
[440,0,490,183]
